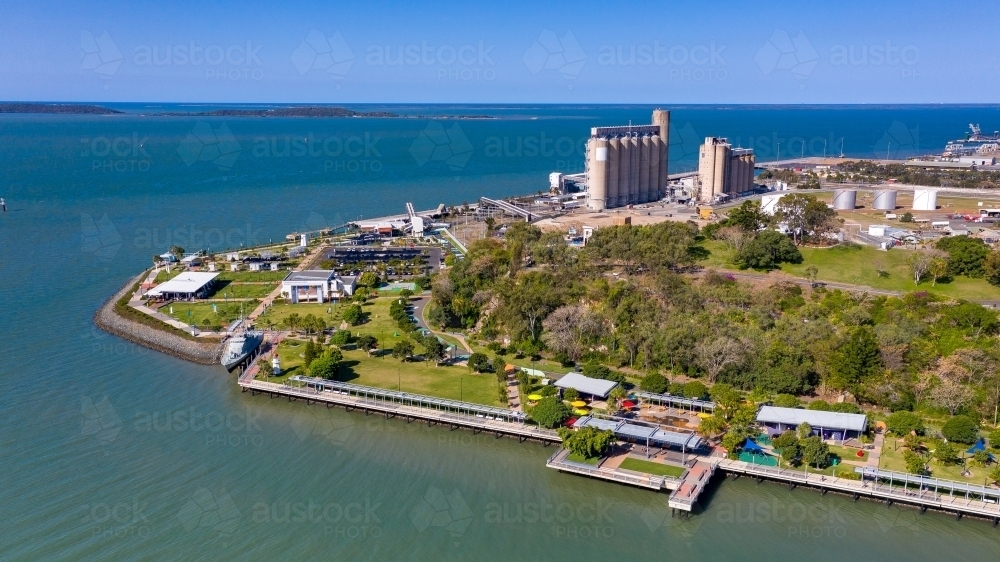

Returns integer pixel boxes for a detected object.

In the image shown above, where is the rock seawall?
[94,273,224,365]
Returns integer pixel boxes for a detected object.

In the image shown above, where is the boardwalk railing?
[240,377,560,442]
[545,449,684,491]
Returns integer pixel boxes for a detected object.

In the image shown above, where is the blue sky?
[0,0,997,104]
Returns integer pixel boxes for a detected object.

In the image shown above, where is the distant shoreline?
[0,102,497,119]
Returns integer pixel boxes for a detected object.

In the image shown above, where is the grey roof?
[554,372,618,398]
[633,390,716,411]
[756,406,867,432]
[147,272,218,296]
[284,270,336,282]
[573,415,704,450]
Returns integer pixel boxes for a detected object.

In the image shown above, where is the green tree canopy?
[734,230,803,270]
[342,304,364,326]
[558,426,616,459]
[531,396,570,428]
[826,326,882,391]
[309,355,340,380]
[936,236,990,277]
[941,415,979,444]
[639,372,669,394]
[885,411,925,436]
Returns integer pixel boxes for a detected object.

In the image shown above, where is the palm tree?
[608,386,626,411]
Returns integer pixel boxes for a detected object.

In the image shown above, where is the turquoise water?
[2,105,1000,560]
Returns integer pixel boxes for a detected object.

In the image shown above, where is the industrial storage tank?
[629,136,640,203]
[587,138,608,210]
[607,137,620,208]
[650,136,662,201]
[872,190,898,211]
[713,143,729,200]
[639,136,651,203]
[912,189,938,211]
[832,189,857,210]
[619,137,632,206]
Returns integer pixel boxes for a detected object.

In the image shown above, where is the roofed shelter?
[554,372,618,399]
[147,272,219,301]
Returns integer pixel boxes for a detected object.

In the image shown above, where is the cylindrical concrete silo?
[619,137,632,207]
[912,189,938,211]
[873,190,898,211]
[607,137,620,209]
[698,139,717,202]
[713,144,729,200]
[587,138,608,210]
[744,155,754,192]
[653,109,670,182]
[639,136,651,203]
[629,136,640,204]
[832,189,857,210]
[650,135,662,201]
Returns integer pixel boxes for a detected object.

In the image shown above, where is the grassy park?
[700,240,1000,301]
[216,270,288,282]
[617,457,686,478]
[205,281,278,299]
[162,300,259,330]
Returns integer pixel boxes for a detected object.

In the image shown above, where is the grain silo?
[872,190,898,211]
[649,135,662,202]
[607,137,620,208]
[912,189,938,211]
[629,136,640,203]
[639,135,651,203]
[832,189,857,210]
[713,142,729,200]
[586,138,608,210]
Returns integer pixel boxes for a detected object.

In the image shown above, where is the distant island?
[0,103,124,115]
[0,103,497,119]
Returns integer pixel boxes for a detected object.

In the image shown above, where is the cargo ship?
[943,124,1000,156]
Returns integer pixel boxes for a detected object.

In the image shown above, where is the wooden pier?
[239,377,560,444]
[545,448,684,491]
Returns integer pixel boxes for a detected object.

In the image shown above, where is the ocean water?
[2,104,1000,560]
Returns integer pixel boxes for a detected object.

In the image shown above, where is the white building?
[281,270,357,303]
[147,272,219,300]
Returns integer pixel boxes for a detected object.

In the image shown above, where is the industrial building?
[585,109,670,210]
[697,137,755,203]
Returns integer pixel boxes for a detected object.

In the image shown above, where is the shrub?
[683,381,709,400]
[563,388,579,402]
[885,411,924,436]
[330,330,352,346]
[990,428,1000,450]
[773,394,800,408]
[342,304,364,326]
[309,355,339,380]
[941,415,979,444]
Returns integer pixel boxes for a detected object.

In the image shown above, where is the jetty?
[238,372,559,444]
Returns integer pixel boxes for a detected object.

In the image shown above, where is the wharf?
[238,376,559,444]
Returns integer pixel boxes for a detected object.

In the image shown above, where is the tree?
[330,330,352,347]
[358,271,379,288]
[990,465,1000,486]
[940,415,979,444]
[983,251,1000,286]
[303,339,318,368]
[796,422,813,440]
[946,301,999,338]
[342,304,364,326]
[928,257,948,286]
[169,245,185,260]
[772,431,801,464]
[885,411,924,436]
[903,433,922,451]
[283,313,302,331]
[800,436,830,469]
[558,426,615,459]
[392,340,414,361]
[804,265,819,286]
[639,372,669,394]
[683,381,709,400]
[608,386,627,410]
[936,235,990,277]
[773,394,800,408]
[990,428,1000,450]
[697,414,727,438]
[734,231,803,270]
[933,441,960,465]
[531,396,570,428]
[710,383,743,419]
[357,334,378,354]
[257,359,273,379]
[309,355,339,380]
[904,450,927,475]
[726,200,770,232]
[421,335,447,364]
[826,327,882,392]
[467,352,489,372]
[694,336,748,383]
[399,288,414,299]
[900,212,914,223]
[907,249,945,285]
[774,193,838,245]
[563,387,579,402]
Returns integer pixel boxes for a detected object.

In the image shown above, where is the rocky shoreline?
[94,272,224,365]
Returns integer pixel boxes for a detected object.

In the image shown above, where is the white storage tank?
[912,189,938,211]
[832,189,857,210]
[872,190,897,211]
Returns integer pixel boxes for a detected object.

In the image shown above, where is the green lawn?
[153,268,184,283]
[878,437,993,483]
[829,444,869,463]
[162,300,259,330]
[618,457,686,477]
[215,270,288,282]
[699,240,1000,301]
[566,452,600,465]
[206,281,279,299]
